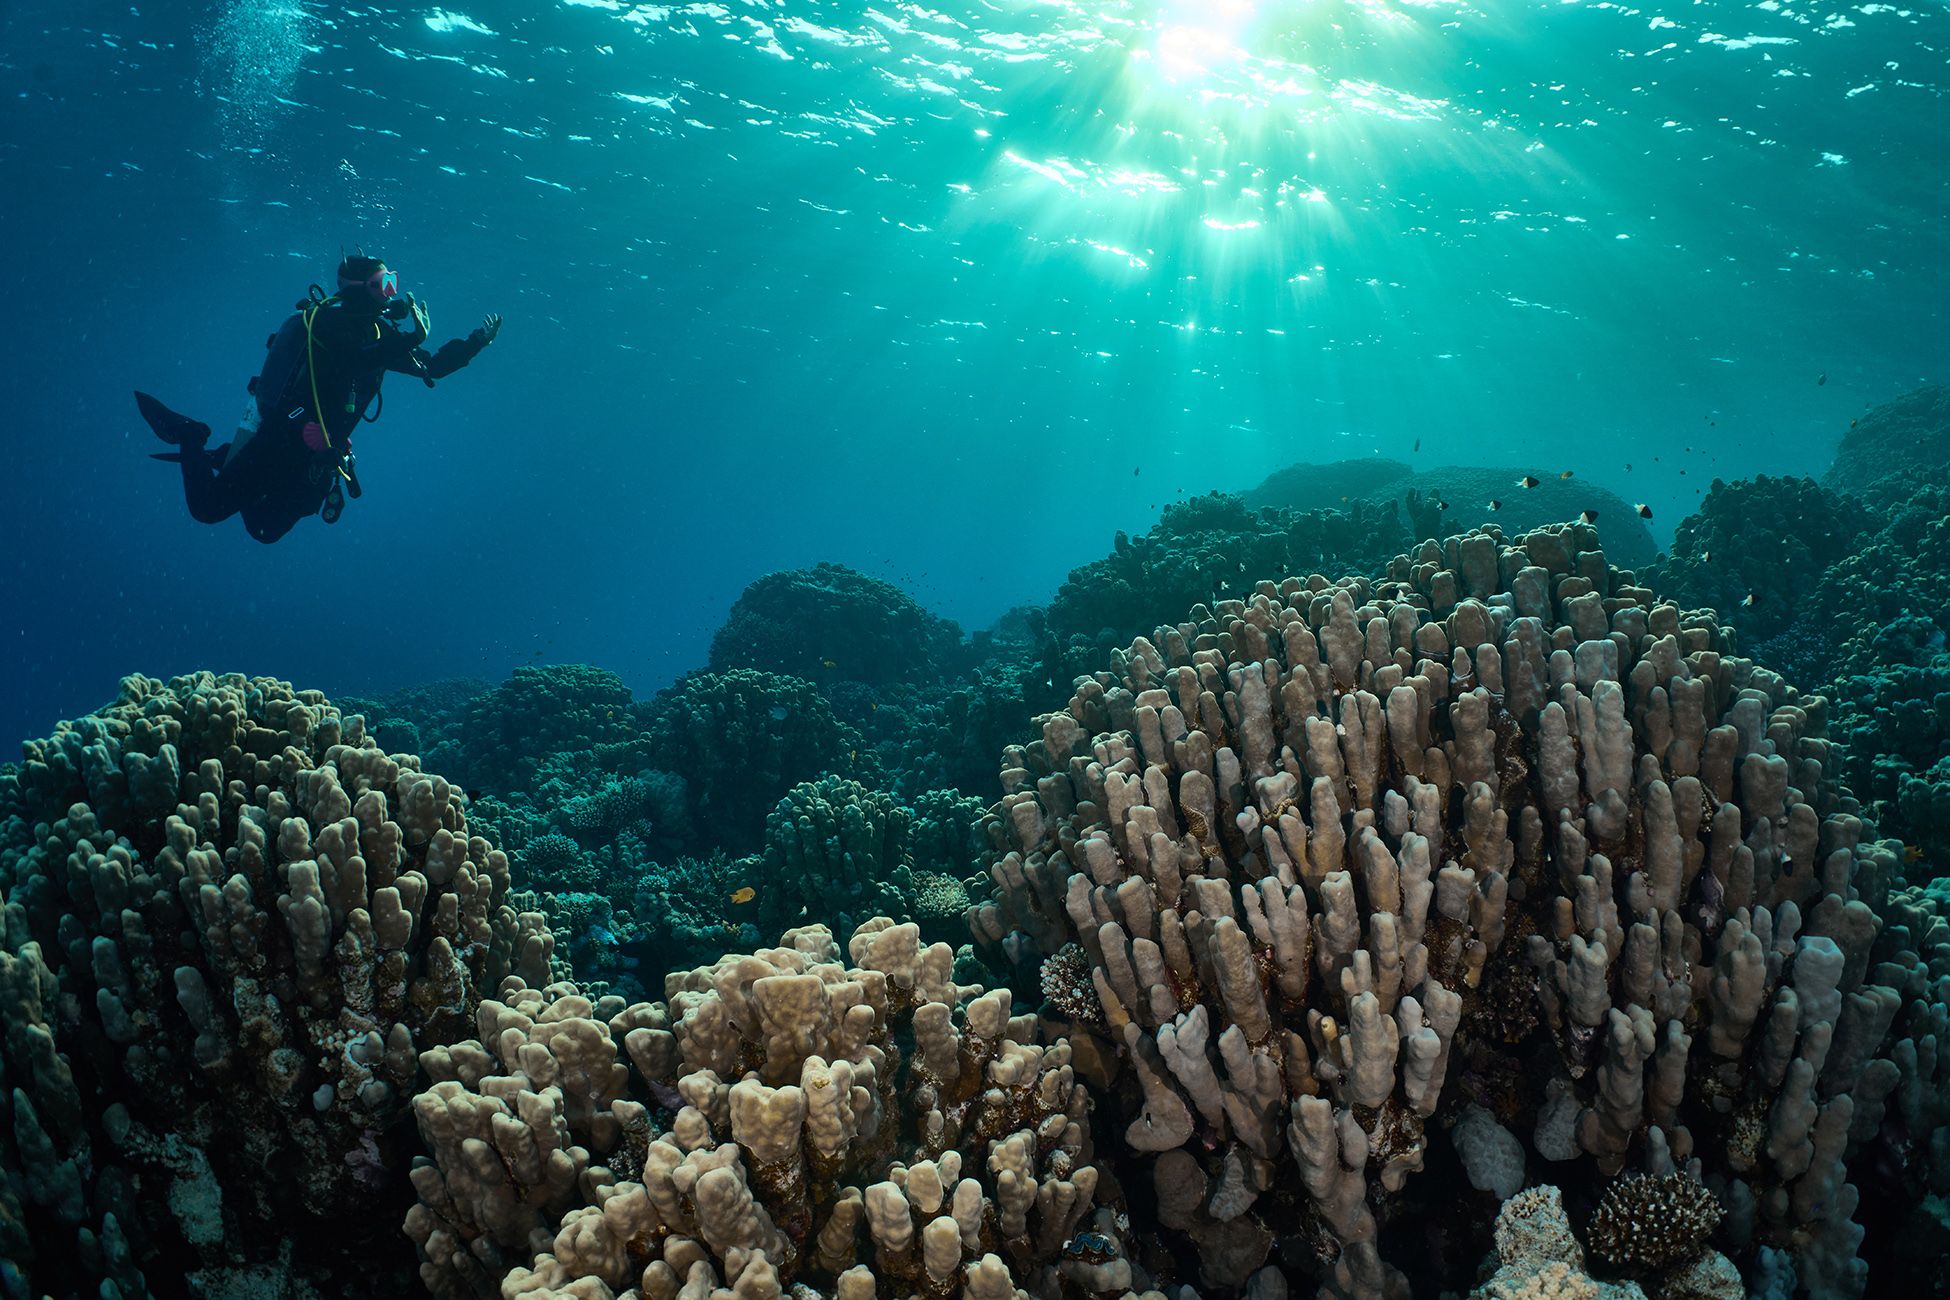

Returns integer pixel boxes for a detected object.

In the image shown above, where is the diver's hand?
[471,313,502,346]
[382,294,415,321]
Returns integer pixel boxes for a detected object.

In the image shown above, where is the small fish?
[730,886,756,905]
[1340,494,1351,503]
[464,788,481,802]
[770,706,789,721]
[869,701,878,712]
[1625,463,1633,472]
[1905,844,1925,864]
[1133,466,1140,476]
[1741,592,1758,608]
[1412,436,1421,452]
[1488,499,1502,511]
[1817,372,1827,386]
[1850,418,1858,428]
[849,748,858,762]
[1559,470,1575,480]
[822,658,838,669]
[1580,510,1598,524]
[1635,503,1653,519]
[1702,550,1712,562]
[1517,475,1540,489]
[1238,561,1247,571]
[1435,498,1449,511]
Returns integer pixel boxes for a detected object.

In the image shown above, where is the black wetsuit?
[138,296,488,543]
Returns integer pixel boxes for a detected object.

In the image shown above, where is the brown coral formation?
[1585,1174,1723,1275]
[406,918,1126,1298]
[967,522,1909,1297]
[0,671,552,1295]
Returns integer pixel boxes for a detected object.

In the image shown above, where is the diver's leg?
[136,391,244,523]
[181,444,246,524]
[241,499,302,545]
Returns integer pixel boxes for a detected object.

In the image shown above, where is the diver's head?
[336,253,398,310]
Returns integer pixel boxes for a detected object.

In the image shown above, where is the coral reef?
[758,774,916,939]
[1042,492,1405,681]
[456,664,640,792]
[969,521,1913,1296]
[1584,1174,1723,1276]
[1640,477,1864,682]
[1822,384,1950,510]
[340,676,491,771]
[1642,465,1950,869]
[0,672,552,1296]
[1471,1183,1741,1299]
[645,668,876,856]
[405,919,1126,1299]
[1245,460,1660,570]
[710,561,971,688]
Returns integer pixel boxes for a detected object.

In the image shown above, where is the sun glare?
[1150,0,1263,81]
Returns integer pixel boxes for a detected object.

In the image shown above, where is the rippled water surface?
[0,0,1943,737]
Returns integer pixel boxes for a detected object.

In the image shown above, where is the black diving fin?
[134,391,211,449]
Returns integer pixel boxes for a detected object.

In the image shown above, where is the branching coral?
[969,521,1910,1297]
[0,672,551,1296]
[406,919,1128,1299]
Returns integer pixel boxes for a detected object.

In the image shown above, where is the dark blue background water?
[2,0,1943,747]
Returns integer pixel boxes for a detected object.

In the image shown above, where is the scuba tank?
[250,292,325,427]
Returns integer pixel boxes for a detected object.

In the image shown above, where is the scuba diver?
[135,252,502,543]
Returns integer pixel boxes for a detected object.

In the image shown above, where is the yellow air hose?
[299,295,426,481]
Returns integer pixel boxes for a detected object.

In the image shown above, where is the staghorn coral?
[405,918,1127,1299]
[968,521,1911,1297]
[709,561,971,688]
[0,671,552,1296]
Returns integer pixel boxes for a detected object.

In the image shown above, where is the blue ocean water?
[0,0,1942,743]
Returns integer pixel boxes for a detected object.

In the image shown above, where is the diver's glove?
[470,313,503,347]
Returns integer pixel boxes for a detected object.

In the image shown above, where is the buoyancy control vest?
[239,287,370,523]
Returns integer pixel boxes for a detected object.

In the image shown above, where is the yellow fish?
[822,658,839,669]
[730,886,756,905]
[1905,845,1925,864]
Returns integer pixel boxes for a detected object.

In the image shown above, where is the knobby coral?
[0,672,552,1296]
[969,521,1911,1297]
[405,919,1130,1299]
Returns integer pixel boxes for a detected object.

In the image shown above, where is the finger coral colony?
[3,388,1948,1299]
